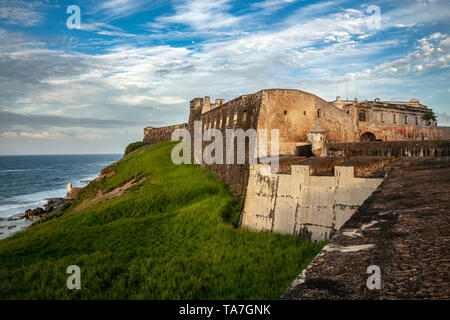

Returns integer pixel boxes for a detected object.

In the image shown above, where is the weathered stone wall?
[257,89,356,155]
[357,122,450,141]
[188,93,263,196]
[181,89,449,197]
[326,140,450,157]
[143,123,187,145]
[241,163,384,241]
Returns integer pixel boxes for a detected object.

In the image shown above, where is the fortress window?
[415,116,418,125]
[404,115,408,124]
[304,111,306,116]
[393,114,397,123]
[359,110,366,122]
[380,112,384,122]
[284,110,287,115]
[243,110,248,123]
[317,109,321,118]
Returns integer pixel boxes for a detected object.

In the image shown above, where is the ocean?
[0,154,122,239]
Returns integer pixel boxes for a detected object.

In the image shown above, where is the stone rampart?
[241,160,385,241]
[326,140,450,157]
[143,123,187,145]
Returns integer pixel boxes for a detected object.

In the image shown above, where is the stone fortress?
[143,89,450,240]
[144,88,450,299]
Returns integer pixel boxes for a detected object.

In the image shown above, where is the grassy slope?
[0,142,324,299]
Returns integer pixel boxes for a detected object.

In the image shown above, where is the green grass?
[0,142,325,299]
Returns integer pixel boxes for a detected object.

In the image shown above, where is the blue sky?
[0,0,449,154]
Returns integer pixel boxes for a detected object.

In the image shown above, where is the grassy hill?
[0,142,324,299]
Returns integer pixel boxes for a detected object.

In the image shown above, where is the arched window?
[359,110,366,122]
[317,109,321,118]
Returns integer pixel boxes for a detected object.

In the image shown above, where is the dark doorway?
[360,132,376,141]
[296,144,313,157]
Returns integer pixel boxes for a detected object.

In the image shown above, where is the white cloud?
[253,0,297,10]
[17,131,65,139]
[0,1,44,26]
[97,0,166,20]
[156,0,241,30]
[1,130,108,141]
[1,132,18,138]
[371,33,450,75]
[81,22,136,37]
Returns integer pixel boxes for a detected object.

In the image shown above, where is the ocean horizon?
[0,154,122,239]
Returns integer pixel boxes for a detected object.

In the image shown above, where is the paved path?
[282,157,450,299]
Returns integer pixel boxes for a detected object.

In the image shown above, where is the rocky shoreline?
[24,197,67,221]
[0,198,68,224]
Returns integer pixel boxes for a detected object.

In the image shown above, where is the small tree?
[124,141,146,156]
[422,111,436,125]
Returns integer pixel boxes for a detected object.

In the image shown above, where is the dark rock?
[24,198,66,221]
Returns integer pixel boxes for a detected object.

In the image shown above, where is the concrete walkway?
[282,157,450,299]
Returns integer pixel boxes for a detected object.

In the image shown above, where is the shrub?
[124,141,146,156]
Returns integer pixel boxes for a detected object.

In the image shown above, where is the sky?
[0,0,449,155]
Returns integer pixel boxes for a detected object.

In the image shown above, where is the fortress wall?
[188,93,263,196]
[143,123,187,145]
[319,99,357,143]
[326,140,450,157]
[357,123,450,141]
[257,90,356,155]
[242,164,383,241]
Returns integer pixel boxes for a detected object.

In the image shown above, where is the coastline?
[0,154,122,240]
[0,180,91,239]
[0,196,71,239]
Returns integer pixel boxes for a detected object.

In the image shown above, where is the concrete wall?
[242,164,383,241]
[143,123,187,145]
